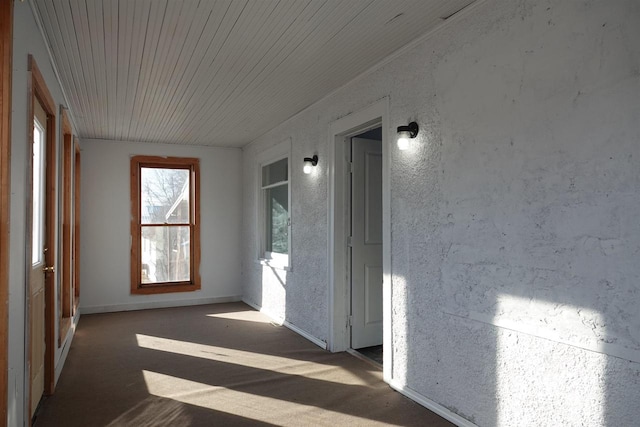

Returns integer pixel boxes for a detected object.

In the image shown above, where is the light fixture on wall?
[396,121,419,150]
[303,155,318,174]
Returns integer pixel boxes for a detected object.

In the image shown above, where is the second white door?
[350,136,383,349]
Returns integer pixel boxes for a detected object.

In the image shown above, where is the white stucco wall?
[8,2,78,425]
[242,0,640,425]
[79,139,243,313]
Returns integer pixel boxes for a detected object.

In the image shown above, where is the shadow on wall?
[394,151,640,424]
[437,258,636,425]
[399,258,639,426]
[396,271,499,426]
[493,283,640,425]
[396,0,640,423]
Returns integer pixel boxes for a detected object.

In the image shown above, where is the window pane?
[32,121,45,265]
[141,226,190,283]
[141,168,190,224]
[266,184,288,254]
[262,158,287,187]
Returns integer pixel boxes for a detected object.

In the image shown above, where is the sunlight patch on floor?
[205,311,270,323]
[141,370,396,426]
[135,334,369,385]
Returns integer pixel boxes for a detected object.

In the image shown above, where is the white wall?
[242,0,640,425]
[8,2,78,425]
[79,139,243,313]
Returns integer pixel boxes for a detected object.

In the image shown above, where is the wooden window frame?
[0,0,13,422]
[130,156,201,295]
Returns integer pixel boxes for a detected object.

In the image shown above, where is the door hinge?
[347,236,353,247]
[348,315,353,326]
[349,162,354,174]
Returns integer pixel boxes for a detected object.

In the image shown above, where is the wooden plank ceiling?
[33,0,476,147]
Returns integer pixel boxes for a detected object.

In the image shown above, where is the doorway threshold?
[348,345,383,368]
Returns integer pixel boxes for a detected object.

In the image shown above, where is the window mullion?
[261,180,288,191]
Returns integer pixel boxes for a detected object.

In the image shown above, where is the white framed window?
[258,140,291,268]
[32,117,45,265]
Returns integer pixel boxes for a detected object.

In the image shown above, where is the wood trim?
[192,158,201,288]
[61,107,71,135]
[61,111,71,315]
[73,139,80,301]
[28,57,55,119]
[0,0,13,424]
[26,56,57,413]
[130,156,201,295]
[58,317,70,349]
[25,55,34,424]
[130,157,140,294]
[43,81,56,398]
[59,108,72,347]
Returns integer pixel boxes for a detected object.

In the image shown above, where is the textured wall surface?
[242,0,640,425]
[80,139,243,311]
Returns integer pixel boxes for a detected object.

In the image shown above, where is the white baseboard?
[55,309,81,385]
[241,298,269,317]
[80,295,242,314]
[389,380,477,427]
[282,319,327,350]
[242,298,327,350]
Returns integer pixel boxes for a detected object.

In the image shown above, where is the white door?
[30,100,48,416]
[350,136,383,349]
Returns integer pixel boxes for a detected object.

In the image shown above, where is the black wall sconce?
[396,121,419,150]
[303,155,318,174]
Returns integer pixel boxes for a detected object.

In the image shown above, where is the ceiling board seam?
[129,0,159,139]
[144,1,197,138]
[193,0,336,142]
[178,0,315,143]
[125,0,150,139]
[54,0,91,125]
[76,0,101,137]
[81,137,243,151]
[143,1,190,141]
[125,0,149,141]
[149,1,220,141]
[28,0,79,133]
[201,1,370,140]
[87,0,106,136]
[199,0,380,139]
[35,0,489,146]
[156,1,233,144]
[162,0,254,143]
[129,0,168,140]
[183,0,286,144]
[243,0,489,150]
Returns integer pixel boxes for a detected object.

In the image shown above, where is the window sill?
[259,258,291,272]
[131,282,201,295]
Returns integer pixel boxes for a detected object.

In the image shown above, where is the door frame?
[73,138,80,303]
[0,0,13,423]
[25,55,57,420]
[59,107,72,347]
[327,98,392,382]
